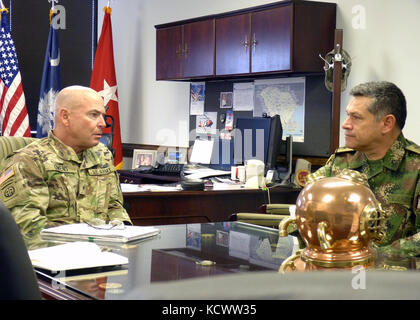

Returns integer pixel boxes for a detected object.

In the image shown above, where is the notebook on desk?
[29,242,129,272]
[41,223,160,243]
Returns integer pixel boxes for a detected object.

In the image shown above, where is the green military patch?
[3,185,15,198]
[0,180,17,203]
[88,167,112,175]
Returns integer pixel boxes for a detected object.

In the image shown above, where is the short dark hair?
[349,81,407,130]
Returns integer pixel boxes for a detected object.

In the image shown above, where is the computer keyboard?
[150,163,184,176]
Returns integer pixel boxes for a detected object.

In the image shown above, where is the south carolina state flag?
[36,10,61,138]
[90,7,123,169]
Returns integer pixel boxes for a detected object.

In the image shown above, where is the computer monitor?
[266,115,283,170]
[233,115,283,170]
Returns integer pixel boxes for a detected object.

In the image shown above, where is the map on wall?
[253,77,305,142]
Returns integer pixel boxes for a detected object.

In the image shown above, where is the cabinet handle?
[176,44,183,58]
[252,33,258,52]
[242,35,249,52]
[184,43,189,58]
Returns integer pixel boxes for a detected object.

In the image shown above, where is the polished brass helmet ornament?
[279,169,388,272]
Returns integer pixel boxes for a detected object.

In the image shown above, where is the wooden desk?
[123,186,301,226]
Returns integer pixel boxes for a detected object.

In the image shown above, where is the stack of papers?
[184,168,230,180]
[29,242,128,271]
[41,223,160,243]
[121,183,182,193]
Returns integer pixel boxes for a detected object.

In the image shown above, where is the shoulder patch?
[335,147,355,154]
[405,144,420,155]
[0,167,14,186]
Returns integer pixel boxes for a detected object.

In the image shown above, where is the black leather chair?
[99,114,115,157]
[0,203,41,299]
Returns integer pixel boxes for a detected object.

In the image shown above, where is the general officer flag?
[36,10,61,138]
[0,9,31,137]
[90,6,123,169]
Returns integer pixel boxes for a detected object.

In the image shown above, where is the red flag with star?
[90,7,123,169]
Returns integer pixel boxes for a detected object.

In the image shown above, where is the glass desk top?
[35,222,295,300]
[34,221,420,300]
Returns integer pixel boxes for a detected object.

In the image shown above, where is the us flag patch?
[0,167,14,186]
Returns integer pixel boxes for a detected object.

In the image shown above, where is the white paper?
[233,82,254,111]
[120,183,181,193]
[184,168,230,180]
[189,139,214,164]
[28,242,128,271]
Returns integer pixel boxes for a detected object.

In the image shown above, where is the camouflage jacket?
[0,132,131,246]
[313,134,420,257]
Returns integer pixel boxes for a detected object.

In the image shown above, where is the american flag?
[0,11,31,137]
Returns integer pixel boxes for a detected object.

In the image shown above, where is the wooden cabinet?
[156,19,215,80]
[156,25,183,80]
[216,6,292,76]
[251,6,292,73]
[156,1,336,80]
[215,13,250,76]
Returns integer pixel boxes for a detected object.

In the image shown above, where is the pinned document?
[189,139,214,164]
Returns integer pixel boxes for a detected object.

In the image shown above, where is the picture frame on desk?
[132,149,157,169]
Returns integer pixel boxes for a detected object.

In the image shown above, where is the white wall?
[98,0,420,154]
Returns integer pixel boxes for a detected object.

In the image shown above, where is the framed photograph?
[132,149,157,169]
[220,92,233,108]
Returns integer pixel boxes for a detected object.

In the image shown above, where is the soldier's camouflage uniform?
[311,134,420,258]
[0,132,132,247]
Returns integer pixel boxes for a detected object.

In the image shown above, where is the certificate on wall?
[190,82,205,115]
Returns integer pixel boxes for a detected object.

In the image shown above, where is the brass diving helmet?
[279,169,388,271]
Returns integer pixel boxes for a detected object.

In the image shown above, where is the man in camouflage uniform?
[0,86,132,247]
[312,81,419,258]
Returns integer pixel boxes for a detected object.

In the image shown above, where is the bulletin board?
[189,74,333,158]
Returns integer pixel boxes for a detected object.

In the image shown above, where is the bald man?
[0,86,131,248]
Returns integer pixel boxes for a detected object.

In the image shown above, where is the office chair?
[0,203,41,299]
[229,204,292,228]
[99,114,115,157]
[0,136,36,170]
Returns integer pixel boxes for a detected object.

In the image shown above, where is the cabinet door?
[251,6,292,73]
[215,13,251,76]
[183,19,215,78]
[156,26,183,80]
